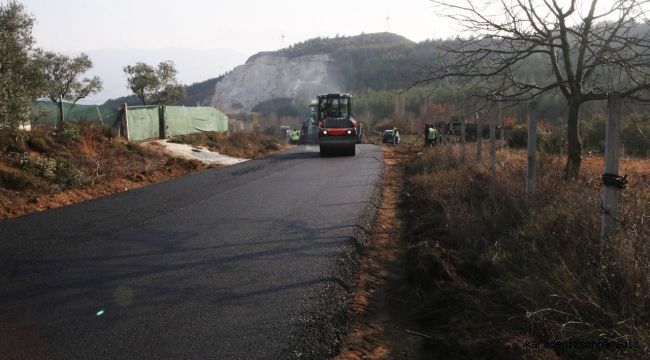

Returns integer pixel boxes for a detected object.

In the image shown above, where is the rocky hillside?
[211,32,424,115]
[212,54,338,114]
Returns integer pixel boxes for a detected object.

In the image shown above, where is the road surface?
[0,144,383,359]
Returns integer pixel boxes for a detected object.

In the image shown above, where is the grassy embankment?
[0,121,286,219]
[401,141,650,359]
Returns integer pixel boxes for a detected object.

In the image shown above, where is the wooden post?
[477,111,483,160]
[489,110,496,174]
[601,92,622,243]
[122,103,129,140]
[160,105,167,139]
[526,101,538,206]
[58,95,64,129]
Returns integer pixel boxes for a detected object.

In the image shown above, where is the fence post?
[58,95,64,129]
[160,105,167,139]
[526,101,538,206]
[601,92,622,243]
[477,111,483,161]
[489,110,496,174]
[122,103,129,140]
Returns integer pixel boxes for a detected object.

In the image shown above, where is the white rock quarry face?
[212,54,339,114]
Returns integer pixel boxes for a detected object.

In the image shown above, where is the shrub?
[1,130,29,153]
[53,157,90,188]
[12,153,56,180]
[506,123,550,149]
[27,136,49,152]
[1,171,47,191]
[53,128,77,144]
[10,153,90,189]
[507,124,528,148]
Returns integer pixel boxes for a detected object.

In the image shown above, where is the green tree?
[123,60,186,105]
[0,1,43,140]
[123,62,156,105]
[36,51,103,105]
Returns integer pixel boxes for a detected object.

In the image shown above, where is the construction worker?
[301,121,308,136]
[357,122,364,142]
[291,129,300,145]
[391,126,398,146]
[427,124,437,148]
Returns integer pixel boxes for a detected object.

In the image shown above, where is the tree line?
[0,0,187,150]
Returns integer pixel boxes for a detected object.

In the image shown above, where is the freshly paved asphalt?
[0,144,383,360]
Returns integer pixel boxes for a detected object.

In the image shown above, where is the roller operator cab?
[317,94,357,156]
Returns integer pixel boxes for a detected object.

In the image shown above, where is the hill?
[211,32,447,117]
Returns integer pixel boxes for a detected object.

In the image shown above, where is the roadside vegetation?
[400,140,650,359]
[0,121,200,218]
[0,120,286,220]
[167,131,287,159]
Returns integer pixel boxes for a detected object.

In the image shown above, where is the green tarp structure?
[126,105,229,141]
[126,106,161,142]
[30,101,121,127]
[164,106,229,137]
[28,101,229,142]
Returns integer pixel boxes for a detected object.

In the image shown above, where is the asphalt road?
[0,144,383,360]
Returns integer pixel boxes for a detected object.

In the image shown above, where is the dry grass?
[168,131,288,159]
[0,121,200,200]
[402,143,650,359]
[0,124,291,220]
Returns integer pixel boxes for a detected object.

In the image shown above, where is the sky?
[24,0,453,55]
[19,0,456,104]
[17,0,637,104]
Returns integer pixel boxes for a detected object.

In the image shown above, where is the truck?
[315,94,357,156]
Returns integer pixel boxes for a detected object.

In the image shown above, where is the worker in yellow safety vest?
[426,124,437,148]
[291,130,300,145]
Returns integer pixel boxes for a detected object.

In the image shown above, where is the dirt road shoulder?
[335,143,425,360]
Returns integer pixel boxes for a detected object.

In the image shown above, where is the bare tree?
[415,0,650,177]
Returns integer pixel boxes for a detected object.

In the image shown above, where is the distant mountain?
[211,32,438,114]
[72,48,248,105]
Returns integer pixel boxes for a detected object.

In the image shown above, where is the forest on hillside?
[101,30,650,156]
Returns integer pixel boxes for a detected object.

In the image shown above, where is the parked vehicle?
[382,129,400,144]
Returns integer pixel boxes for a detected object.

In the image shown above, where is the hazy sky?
[18,0,637,104]
[24,0,452,55]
